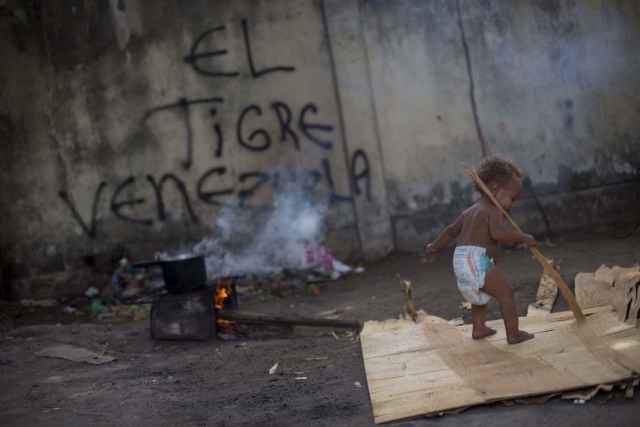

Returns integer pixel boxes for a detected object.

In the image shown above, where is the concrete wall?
[358,0,640,251]
[1,0,639,295]
[0,0,367,286]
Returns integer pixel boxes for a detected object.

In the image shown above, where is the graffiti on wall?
[59,18,372,238]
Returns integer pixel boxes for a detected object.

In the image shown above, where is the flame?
[214,277,234,324]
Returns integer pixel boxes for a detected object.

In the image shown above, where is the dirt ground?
[1,232,639,426]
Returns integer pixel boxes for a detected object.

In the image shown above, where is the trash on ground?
[269,362,279,375]
[87,298,109,314]
[527,258,559,316]
[110,304,150,321]
[104,257,165,302]
[19,299,56,307]
[62,306,77,314]
[104,245,362,303]
[35,344,116,365]
[84,286,100,298]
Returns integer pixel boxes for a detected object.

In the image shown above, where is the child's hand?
[425,243,438,254]
[522,234,537,247]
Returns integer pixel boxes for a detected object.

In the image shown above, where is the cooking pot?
[133,253,207,294]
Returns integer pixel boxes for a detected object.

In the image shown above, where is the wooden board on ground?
[360,306,640,424]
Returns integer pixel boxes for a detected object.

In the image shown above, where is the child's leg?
[481,265,534,344]
[471,304,496,339]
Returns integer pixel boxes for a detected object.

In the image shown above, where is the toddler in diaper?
[424,155,537,344]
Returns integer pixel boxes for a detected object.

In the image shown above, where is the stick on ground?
[396,274,418,322]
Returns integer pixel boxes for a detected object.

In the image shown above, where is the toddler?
[425,155,536,344]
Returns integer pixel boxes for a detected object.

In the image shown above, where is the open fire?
[214,277,237,339]
[150,274,361,341]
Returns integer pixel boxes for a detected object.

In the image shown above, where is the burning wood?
[213,277,237,340]
[214,277,235,324]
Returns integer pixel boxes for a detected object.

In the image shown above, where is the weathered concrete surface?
[323,0,394,261]
[362,0,482,221]
[360,0,640,251]
[1,0,639,295]
[1,1,361,287]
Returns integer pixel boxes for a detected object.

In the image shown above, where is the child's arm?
[488,207,536,246]
[425,215,463,254]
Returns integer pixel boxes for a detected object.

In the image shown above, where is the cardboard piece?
[576,265,640,326]
[527,259,559,316]
[360,306,640,424]
[35,344,116,365]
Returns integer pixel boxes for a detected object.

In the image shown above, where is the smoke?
[191,181,328,276]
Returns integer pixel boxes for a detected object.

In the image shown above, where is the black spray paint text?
[59,17,372,238]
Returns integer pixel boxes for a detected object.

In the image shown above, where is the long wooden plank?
[216,308,362,330]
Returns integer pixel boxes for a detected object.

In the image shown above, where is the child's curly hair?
[474,155,523,192]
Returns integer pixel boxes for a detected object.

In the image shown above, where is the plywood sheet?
[360,307,640,424]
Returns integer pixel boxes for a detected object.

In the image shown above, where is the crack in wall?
[454,0,554,239]
[319,0,364,259]
[455,0,488,158]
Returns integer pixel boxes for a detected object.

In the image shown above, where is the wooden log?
[217,309,362,331]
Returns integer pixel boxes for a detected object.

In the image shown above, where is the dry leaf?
[269,362,279,375]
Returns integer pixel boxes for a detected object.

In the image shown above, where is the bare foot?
[507,330,535,344]
[472,326,497,340]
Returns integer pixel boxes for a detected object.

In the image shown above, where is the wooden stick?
[396,274,418,322]
[462,163,640,374]
[217,309,362,331]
